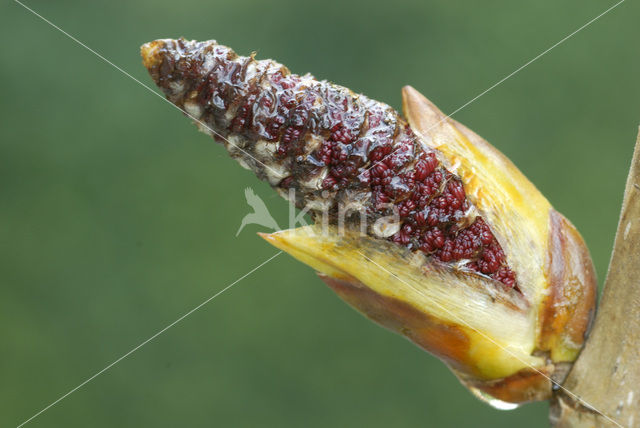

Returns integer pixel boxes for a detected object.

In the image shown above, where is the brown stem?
[550,129,640,427]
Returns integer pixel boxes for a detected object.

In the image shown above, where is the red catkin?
[144,38,518,290]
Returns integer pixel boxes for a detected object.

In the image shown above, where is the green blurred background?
[2,0,638,426]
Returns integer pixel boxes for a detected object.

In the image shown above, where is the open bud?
[141,39,597,406]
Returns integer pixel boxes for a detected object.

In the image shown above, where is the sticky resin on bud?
[142,39,597,406]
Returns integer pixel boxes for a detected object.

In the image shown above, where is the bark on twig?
[551,129,640,427]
